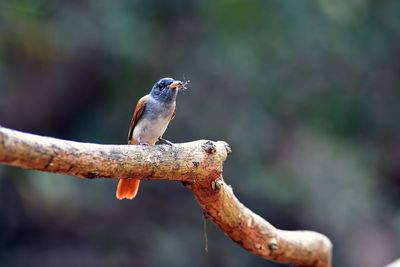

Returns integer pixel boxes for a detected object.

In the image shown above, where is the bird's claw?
[158,138,173,146]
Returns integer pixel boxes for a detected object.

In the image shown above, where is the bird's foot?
[157,138,173,146]
[139,142,150,146]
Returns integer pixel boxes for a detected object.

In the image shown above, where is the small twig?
[203,211,209,253]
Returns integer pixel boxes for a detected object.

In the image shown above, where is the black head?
[150,77,183,102]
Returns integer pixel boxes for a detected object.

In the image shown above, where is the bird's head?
[150,77,185,102]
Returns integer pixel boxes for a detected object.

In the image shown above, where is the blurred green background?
[1,1,400,266]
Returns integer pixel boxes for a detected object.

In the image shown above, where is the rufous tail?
[116,178,140,200]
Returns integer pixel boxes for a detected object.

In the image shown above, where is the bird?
[116,77,187,200]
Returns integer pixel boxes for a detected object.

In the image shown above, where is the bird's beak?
[167,80,184,90]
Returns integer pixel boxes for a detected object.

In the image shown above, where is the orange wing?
[171,109,176,121]
[127,95,149,143]
[117,94,149,200]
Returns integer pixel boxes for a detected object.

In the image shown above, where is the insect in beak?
[168,80,183,90]
[167,80,190,90]
[181,80,190,90]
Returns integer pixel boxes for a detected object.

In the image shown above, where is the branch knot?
[202,141,217,154]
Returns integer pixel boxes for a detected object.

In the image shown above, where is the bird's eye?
[158,83,164,89]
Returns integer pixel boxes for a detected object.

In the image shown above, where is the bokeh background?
[1,1,400,266]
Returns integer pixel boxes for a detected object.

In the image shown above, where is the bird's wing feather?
[171,109,176,121]
[127,95,148,142]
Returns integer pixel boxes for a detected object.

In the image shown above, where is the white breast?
[131,97,175,145]
[132,115,171,145]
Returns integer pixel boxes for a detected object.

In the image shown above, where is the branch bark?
[0,126,332,267]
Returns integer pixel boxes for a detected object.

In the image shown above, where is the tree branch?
[0,127,228,181]
[0,126,332,267]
